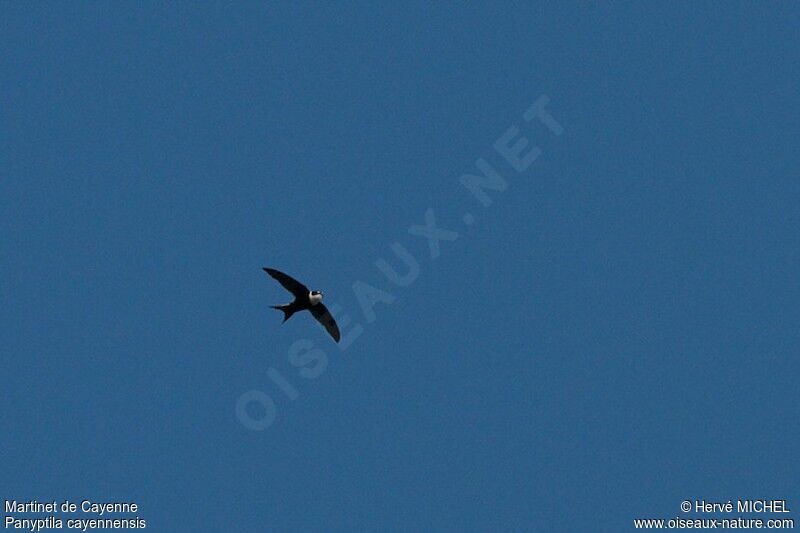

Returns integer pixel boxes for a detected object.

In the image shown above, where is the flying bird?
[263,267,340,342]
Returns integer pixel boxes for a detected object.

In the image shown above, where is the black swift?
[263,267,340,342]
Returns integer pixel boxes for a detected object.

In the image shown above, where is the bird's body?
[270,290,322,321]
[263,267,340,342]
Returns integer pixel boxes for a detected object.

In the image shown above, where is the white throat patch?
[309,292,322,306]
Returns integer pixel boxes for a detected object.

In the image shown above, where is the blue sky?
[2,3,798,531]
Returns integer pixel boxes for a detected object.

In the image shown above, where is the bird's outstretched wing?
[309,303,341,342]
[263,267,308,298]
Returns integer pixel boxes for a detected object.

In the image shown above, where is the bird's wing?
[309,303,341,342]
[263,267,308,298]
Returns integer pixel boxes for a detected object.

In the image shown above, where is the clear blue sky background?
[2,3,798,531]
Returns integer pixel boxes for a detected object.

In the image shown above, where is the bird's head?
[309,290,323,305]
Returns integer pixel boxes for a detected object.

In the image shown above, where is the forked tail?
[270,304,295,323]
